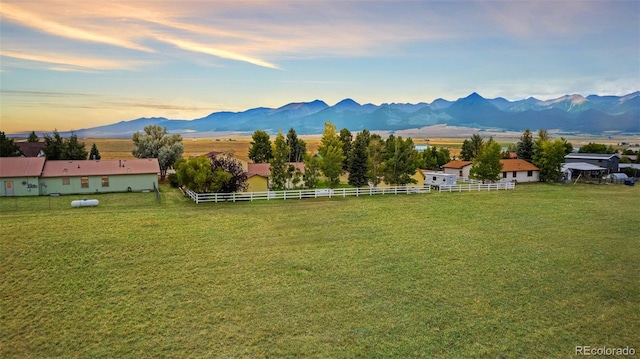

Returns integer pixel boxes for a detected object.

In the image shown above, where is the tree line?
[0,130,101,160]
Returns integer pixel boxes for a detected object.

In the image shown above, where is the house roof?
[246,162,305,178]
[443,160,472,169]
[0,157,46,177]
[565,153,621,160]
[16,142,45,157]
[41,159,160,177]
[561,162,606,172]
[499,159,539,172]
[619,164,640,170]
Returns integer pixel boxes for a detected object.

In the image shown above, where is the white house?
[443,160,472,178]
[499,159,539,183]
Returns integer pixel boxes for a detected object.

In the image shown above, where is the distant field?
[1,184,638,358]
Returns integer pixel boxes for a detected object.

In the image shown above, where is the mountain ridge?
[11,92,640,137]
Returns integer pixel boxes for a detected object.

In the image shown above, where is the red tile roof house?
[0,157,46,196]
[39,159,160,195]
[16,141,46,157]
[498,159,539,183]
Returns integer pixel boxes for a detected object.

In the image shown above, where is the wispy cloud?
[1,50,148,71]
[0,2,152,52]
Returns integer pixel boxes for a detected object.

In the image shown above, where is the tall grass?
[1,184,638,358]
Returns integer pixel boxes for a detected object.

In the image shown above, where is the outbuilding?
[565,153,620,174]
[423,171,457,188]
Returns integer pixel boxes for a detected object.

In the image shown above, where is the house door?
[5,181,14,196]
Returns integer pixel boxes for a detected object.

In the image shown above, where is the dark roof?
[0,157,46,177]
[565,153,620,160]
[41,159,160,177]
[16,142,45,157]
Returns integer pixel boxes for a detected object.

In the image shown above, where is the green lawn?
[1,184,638,358]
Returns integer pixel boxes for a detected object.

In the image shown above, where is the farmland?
[1,183,638,358]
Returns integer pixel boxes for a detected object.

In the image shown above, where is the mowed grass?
[1,184,638,358]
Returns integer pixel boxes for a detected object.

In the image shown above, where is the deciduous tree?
[318,121,345,188]
[210,154,248,192]
[382,135,421,185]
[132,125,184,179]
[303,154,321,188]
[367,135,384,187]
[175,156,215,193]
[248,130,273,163]
[270,130,291,190]
[579,142,615,154]
[469,141,503,183]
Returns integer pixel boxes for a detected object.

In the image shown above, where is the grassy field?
[1,184,638,358]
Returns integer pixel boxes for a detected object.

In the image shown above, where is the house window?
[512,171,517,178]
[459,170,463,177]
[62,177,70,185]
[527,171,533,177]
[432,176,437,181]
[101,176,109,187]
[81,177,89,188]
[502,172,507,178]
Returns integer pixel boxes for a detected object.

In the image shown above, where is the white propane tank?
[71,199,99,207]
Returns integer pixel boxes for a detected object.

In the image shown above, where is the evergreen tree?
[286,128,306,162]
[43,130,65,160]
[348,130,369,187]
[469,141,503,183]
[27,131,39,142]
[460,139,474,161]
[62,133,88,160]
[471,134,484,158]
[318,121,345,188]
[339,128,353,170]
[269,130,291,190]
[516,128,534,162]
[89,143,101,160]
[0,131,21,157]
[248,130,273,163]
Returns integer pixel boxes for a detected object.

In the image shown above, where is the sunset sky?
[1,0,638,133]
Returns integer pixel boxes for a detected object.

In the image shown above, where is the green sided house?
[0,157,46,197]
[39,159,160,195]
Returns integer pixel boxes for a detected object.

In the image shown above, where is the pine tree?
[89,143,101,160]
[348,130,369,187]
[63,133,89,160]
[286,128,306,163]
[0,131,21,157]
[43,130,65,160]
[248,130,273,163]
[27,131,39,142]
[339,128,353,170]
[516,129,534,162]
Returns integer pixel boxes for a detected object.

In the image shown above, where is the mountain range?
[36,91,640,137]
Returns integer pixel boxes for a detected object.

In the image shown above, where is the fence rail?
[437,182,516,193]
[185,185,431,204]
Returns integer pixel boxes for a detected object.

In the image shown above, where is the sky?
[1,0,639,133]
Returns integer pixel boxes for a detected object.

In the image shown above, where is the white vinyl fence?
[185,185,431,204]
[437,182,516,192]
